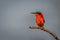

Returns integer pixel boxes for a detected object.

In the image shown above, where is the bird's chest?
[36,16,43,24]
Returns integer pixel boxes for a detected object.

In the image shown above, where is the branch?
[29,26,59,40]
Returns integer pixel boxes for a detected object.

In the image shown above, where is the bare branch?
[29,26,59,40]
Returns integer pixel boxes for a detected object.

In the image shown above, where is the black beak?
[31,12,36,14]
[31,12,40,14]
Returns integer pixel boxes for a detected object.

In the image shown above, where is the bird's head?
[31,11,41,16]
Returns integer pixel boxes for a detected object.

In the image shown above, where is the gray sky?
[0,0,60,40]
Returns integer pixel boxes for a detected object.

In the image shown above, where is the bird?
[31,11,45,28]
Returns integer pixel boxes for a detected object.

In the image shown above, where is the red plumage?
[35,12,45,27]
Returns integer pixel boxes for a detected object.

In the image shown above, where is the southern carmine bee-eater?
[29,11,59,40]
[31,12,45,28]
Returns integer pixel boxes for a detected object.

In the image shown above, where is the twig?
[29,26,59,40]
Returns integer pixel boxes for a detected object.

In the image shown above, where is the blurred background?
[0,0,60,40]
